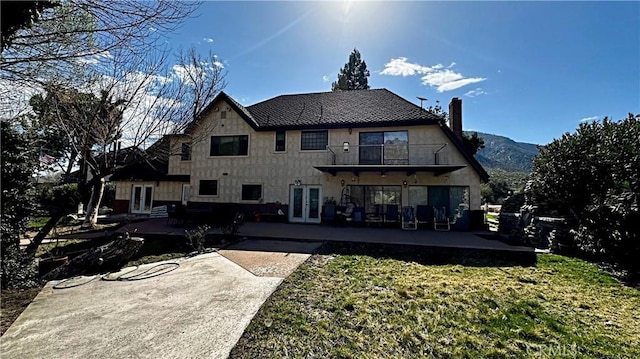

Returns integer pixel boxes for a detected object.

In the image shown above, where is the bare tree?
[1,0,199,119]
[30,46,226,228]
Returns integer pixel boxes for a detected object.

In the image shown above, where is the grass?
[27,216,51,231]
[230,245,640,358]
[35,239,87,258]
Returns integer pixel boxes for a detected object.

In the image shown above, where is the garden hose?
[102,262,180,281]
[52,262,180,289]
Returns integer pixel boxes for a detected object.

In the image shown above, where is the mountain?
[466,131,539,172]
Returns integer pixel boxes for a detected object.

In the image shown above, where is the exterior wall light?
[403,180,408,188]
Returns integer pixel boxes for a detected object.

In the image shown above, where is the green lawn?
[230,248,640,358]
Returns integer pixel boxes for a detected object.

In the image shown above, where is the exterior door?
[289,185,322,223]
[131,184,153,213]
[181,184,190,206]
[428,186,450,216]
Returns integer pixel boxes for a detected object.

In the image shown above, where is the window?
[359,131,408,165]
[210,135,248,156]
[301,130,328,150]
[220,111,227,119]
[242,184,262,201]
[275,130,286,152]
[199,180,218,196]
[180,142,191,161]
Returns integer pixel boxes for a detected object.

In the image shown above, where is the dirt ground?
[0,286,43,336]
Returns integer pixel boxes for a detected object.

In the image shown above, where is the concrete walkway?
[237,222,534,252]
[1,253,284,359]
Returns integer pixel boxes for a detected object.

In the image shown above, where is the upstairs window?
[220,110,227,119]
[180,142,191,161]
[275,130,286,152]
[301,130,328,151]
[210,135,248,156]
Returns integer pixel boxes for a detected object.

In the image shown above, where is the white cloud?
[380,57,436,76]
[203,37,214,43]
[580,115,599,122]
[213,61,224,69]
[76,51,113,65]
[381,57,486,92]
[421,69,485,92]
[464,88,487,98]
[322,75,330,82]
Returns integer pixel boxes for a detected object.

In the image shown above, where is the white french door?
[131,184,154,213]
[289,185,322,224]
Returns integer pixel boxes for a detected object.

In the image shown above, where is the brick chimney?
[448,97,462,139]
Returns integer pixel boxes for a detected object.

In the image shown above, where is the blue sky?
[167,1,639,145]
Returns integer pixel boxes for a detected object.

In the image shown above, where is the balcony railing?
[324,144,450,166]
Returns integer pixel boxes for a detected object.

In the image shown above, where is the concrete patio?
[235,222,534,253]
[52,218,534,253]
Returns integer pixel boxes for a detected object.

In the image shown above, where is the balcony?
[313,144,466,176]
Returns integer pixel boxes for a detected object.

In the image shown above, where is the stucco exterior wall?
[177,98,483,210]
[115,181,187,203]
[167,135,192,176]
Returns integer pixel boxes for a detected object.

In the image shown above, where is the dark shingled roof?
[244,88,442,130]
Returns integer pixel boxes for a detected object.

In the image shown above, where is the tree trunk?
[42,234,144,280]
[83,177,105,228]
[24,214,63,257]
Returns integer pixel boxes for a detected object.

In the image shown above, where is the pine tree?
[331,48,370,91]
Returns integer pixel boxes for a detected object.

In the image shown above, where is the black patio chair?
[416,205,433,227]
[385,204,399,224]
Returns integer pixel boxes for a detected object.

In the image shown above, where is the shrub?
[531,114,639,275]
[1,244,40,289]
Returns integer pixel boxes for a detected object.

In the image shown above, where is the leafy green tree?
[481,178,511,204]
[1,119,39,288]
[532,114,640,274]
[462,132,485,155]
[332,49,370,91]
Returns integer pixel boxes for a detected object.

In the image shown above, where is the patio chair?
[322,203,336,223]
[402,206,417,230]
[167,204,186,225]
[416,205,433,227]
[352,207,365,224]
[434,207,450,231]
[366,204,384,226]
[385,204,399,224]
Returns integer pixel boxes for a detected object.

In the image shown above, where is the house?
[111,89,489,229]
